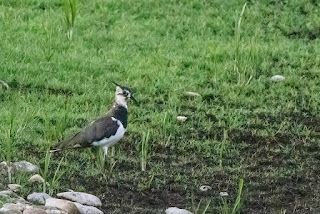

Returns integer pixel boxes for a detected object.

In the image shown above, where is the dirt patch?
[285,27,320,41]
[70,176,186,214]
[255,111,320,133]
[229,123,320,213]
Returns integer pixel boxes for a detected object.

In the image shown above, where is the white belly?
[91,118,126,147]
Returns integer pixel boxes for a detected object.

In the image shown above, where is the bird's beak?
[109,79,120,86]
[130,96,139,105]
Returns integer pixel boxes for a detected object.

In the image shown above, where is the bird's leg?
[103,146,108,157]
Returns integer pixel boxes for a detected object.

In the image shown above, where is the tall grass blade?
[231,178,244,214]
[141,130,150,171]
[42,149,51,193]
[234,2,247,83]
[63,0,77,40]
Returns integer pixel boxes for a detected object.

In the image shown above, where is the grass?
[1,0,320,213]
[140,130,150,171]
[219,179,244,214]
[63,0,77,40]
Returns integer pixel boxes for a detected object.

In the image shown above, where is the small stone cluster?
[0,161,103,214]
[0,189,103,214]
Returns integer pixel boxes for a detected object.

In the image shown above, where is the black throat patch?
[112,105,128,128]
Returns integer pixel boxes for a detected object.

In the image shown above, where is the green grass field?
[1,0,320,213]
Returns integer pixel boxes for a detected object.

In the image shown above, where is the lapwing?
[51,82,137,156]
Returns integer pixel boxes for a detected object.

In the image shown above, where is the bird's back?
[55,103,128,150]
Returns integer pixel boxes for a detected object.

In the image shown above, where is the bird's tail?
[50,133,81,152]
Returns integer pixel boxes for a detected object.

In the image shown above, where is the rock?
[73,203,103,214]
[0,191,25,205]
[219,192,229,197]
[12,161,39,173]
[8,184,22,192]
[0,203,26,213]
[45,198,80,214]
[23,207,47,214]
[0,163,8,177]
[166,207,193,214]
[185,91,200,97]
[1,161,39,174]
[0,190,17,197]
[29,174,45,183]
[27,192,51,205]
[199,185,212,192]
[0,161,8,167]
[0,183,5,191]
[270,75,285,82]
[0,209,22,214]
[45,210,67,214]
[176,116,187,121]
[41,206,67,214]
[57,192,102,207]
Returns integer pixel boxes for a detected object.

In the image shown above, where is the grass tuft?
[63,0,77,40]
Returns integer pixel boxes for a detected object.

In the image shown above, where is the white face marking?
[115,86,130,108]
[91,117,126,147]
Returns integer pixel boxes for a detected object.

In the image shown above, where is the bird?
[51,81,137,156]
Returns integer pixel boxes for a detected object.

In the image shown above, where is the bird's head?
[111,81,137,108]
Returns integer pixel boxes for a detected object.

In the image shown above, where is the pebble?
[57,191,102,207]
[219,192,229,197]
[176,116,187,121]
[29,174,45,183]
[185,91,201,97]
[166,207,193,214]
[199,185,212,192]
[270,75,285,82]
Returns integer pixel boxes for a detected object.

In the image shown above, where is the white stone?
[45,198,80,214]
[8,184,22,192]
[73,203,103,214]
[199,185,212,192]
[27,192,51,205]
[166,207,193,214]
[176,116,187,121]
[12,161,39,173]
[29,174,45,183]
[57,192,102,207]
[219,192,229,197]
[185,91,201,97]
[270,75,285,82]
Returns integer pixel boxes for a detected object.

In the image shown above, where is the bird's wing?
[55,116,119,150]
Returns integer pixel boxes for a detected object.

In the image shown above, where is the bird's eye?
[122,91,128,96]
